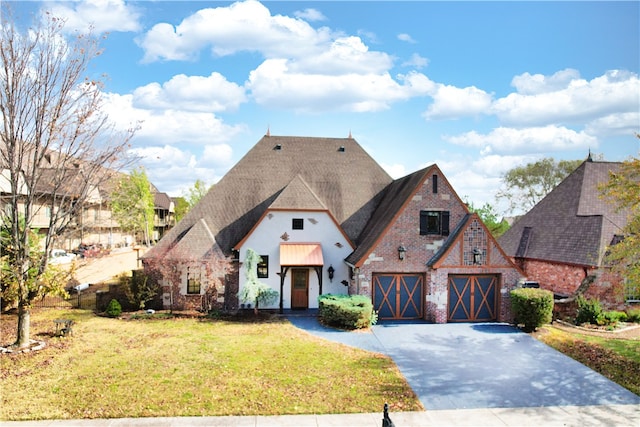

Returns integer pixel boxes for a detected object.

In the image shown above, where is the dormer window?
[292,218,304,230]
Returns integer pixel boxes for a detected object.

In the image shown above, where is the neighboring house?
[152,192,175,242]
[1,148,171,252]
[143,135,523,322]
[498,159,636,309]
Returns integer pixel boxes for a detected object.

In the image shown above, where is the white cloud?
[294,8,326,22]
[247,60,432,112]
[45,0,141,33]
[585,112,640,136]
[381,163,408,179]
[445,126,597,154]
[402,53,429,69]
[290,36,393,75]
[493,70,640,127]
[424,84,493,120]
[132,73,247,113]
[397,33,416,44]
[101,92,246,146]
[137,0,332,62]
[129,145,227,196]
[511,69,581,95]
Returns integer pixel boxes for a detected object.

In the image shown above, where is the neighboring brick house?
[498,159,637,310]
[143,134,523,322]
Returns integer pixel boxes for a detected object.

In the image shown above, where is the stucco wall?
[236,210,352,309]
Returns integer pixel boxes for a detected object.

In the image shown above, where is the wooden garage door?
[448,275,498,322]
[373,274,423,320]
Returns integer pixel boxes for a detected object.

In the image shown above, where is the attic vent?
[274,144,282,150]
[338,146,345,152]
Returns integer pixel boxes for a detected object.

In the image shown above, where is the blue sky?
[9,1,640,213]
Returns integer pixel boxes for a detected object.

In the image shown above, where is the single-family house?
[143,135,523,322]
[498,158,637,309]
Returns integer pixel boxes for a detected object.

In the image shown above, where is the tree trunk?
[15,304,31,348]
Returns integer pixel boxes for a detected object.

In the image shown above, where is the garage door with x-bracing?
[448,275,498,322]
[373,274,424,320]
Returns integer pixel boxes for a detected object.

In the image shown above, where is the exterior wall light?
[327,265,335,282]
[473,248,482,265]
[398,245,406,261]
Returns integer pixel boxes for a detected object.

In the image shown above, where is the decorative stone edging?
[555,319,640,334]
[0,339,46,354]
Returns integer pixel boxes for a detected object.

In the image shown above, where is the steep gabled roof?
[345,165,436,266]
[498,160,627,267]
[145,135,392,260]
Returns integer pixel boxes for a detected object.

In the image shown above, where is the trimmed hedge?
[318,294,375,330]
[510,288,553,332]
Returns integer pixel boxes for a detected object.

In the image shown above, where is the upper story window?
[420,210,450,236]
[432,174,438,194]
[257,255,269,278]
[292,218,304,230]
[186,266,201,294]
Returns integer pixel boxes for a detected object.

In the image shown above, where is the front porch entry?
[278,243,324,313]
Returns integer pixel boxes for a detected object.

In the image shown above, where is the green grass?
[536,326,640,396]
[0,309,422,421]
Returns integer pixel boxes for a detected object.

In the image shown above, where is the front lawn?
[534,325,640,396]
[0,309,422,421]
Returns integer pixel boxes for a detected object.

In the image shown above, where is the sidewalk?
[2,405,639,426]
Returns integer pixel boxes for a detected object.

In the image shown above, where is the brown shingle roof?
[145,135,392,260]
[345,165,436,266]
[498,160,628,267]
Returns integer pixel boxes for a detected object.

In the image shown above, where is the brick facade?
[352,170,523,323]
[518,258,630,310]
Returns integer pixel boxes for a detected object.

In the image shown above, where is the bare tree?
[0,8,135,348]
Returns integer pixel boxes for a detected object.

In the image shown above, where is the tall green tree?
[466,200,510,237]
[0,7,133,347]
[111,168,154,246]
[173,196,189,222]
[497,158,583,214]
[600,146,640,299]
[185,179,210,209]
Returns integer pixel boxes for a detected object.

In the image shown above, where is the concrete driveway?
[286,316,640,411]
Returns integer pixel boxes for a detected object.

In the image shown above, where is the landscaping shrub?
[105,298,122,318]
[510,288,553,332]
[318,294,375,330]
[575,295,603,325]
[599,310,628,326]
[626,308,640,323]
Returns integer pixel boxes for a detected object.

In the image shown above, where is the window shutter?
[419,211,428,235]
[441,211,450,236]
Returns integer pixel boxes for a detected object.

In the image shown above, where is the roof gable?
[498,160,627,266]
[146,135,392,260]
[269,175,327,210]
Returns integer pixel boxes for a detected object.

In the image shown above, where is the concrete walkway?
[1,405,639,426]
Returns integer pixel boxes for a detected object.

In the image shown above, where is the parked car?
[49,249,76,265]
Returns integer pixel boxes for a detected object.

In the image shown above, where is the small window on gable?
[432,174,438,194]
[186,266,201,294]
[292,218,304,230]
[257,255,269,278]
[420,210,450,236]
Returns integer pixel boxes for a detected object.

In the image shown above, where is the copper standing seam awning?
[278,243,324,313]
[279,243,324,266]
